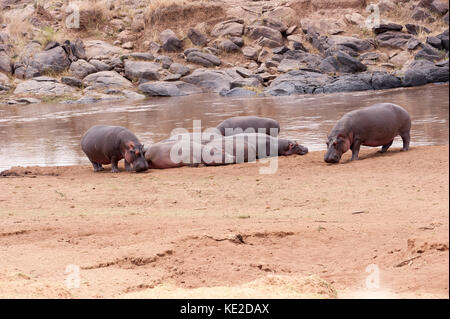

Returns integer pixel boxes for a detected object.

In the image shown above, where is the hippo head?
[280,141,309,156]
[125,143,148,172]
[324,134,351,164]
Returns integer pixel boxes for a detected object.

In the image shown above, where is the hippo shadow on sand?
[338,146,413,164]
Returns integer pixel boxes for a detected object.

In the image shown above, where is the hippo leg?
[400,131,410,151]
[124,160,132,172]
[111,156,120,173]
[379,140,394,153]
[91,161,104,172]
[350,140,361,161]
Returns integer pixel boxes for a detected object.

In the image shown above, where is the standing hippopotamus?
[218,133,308,159]
[216,116,280,136]
[324,103,411,163]
[81,125,148,173]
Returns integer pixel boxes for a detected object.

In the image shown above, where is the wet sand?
[0,145,448,298]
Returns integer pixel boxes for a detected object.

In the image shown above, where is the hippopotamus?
[216,116,280,136]
[144,139,235,169]
[324,103,411,163]
[81,125,148,173]
[210,133,308,160]
[163,131,223,145]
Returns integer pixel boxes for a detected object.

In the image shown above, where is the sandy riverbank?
[0,145,448,298]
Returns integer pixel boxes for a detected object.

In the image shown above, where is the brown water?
[0,83,448,171]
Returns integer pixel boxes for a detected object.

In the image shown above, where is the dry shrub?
[145,0,225,32]
[64,0,112,32]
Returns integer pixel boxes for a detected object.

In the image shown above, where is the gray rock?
[73,93,126,104]
[124,60,161,81]
[444,12,449,24]
[160,29,182,52]
[169,63,190,76]
[404,59,449,86]
[415,43,444,61]
[373,23,403,34]
[211,19,244,37]
[320,51,367,73]
[44,41,60,51]
[272,46,289,55]
[230,37,244,47]
[265,70,332,95]
[71,39,86,60]
[247,26,283,46]
[182,69,235,92]
[89,59,112,71]
[371,72,402,90]
[278,59,303,73]
[407,38,422,50]
[322,73,373,93]
[426,36,443,50]
[123,90,146,100]
[242,46,260,60]
[186,51,221,67]
[184,48,201,57]
[162,73,182,81]
[187,28,208,46]
[82,71,133,89]
[0,50,11,74]
[139,81,202,96]
[377,31,415,49]
[14,77,76,95]
[156,55,173,69]
[61,76,83,88]
[430,0,449,15]
[84,40,124,60]
[230,77,261,88]
[405,23,431,35]
[130,52,155,61]
[219,87,257,97]
[70,59,97,78]
[436,30,449,51]
[30,46,70,74]
[219,39,240,53]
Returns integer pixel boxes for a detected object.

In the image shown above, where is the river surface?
[0,84,448,171]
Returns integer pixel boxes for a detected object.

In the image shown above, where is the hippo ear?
[288,142,294,150]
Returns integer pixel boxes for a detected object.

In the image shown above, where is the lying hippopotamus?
[216,116,280,136]
[144,139,235,169]
[207,133,308,161]
[324,103,411,163]
[81,125,148,173]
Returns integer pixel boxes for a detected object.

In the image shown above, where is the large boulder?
[182,69,236,92]
[265,70,332,95]
[160,29,182,52]
[0,50,11,74]
[186,51,221,67]
[14,76,76,95]
[29,46,70,74]
[247,25,283,47]
[403,59,449,86]
[320,51,367,73]
[377,31,415,49]
[322,73,373,93]
[69,59,97,78]
[82,71,133,89]
[139,81,202,96]
[373,23,403,34]
[415,43,445,61]
[187,28,208,47]
[83,40,124,59]
[124,60,161,81]
[211,19,244,37]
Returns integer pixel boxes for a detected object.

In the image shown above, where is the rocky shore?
[0,0,448,104]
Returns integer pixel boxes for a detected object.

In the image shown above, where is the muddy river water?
[0,83,448,171]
